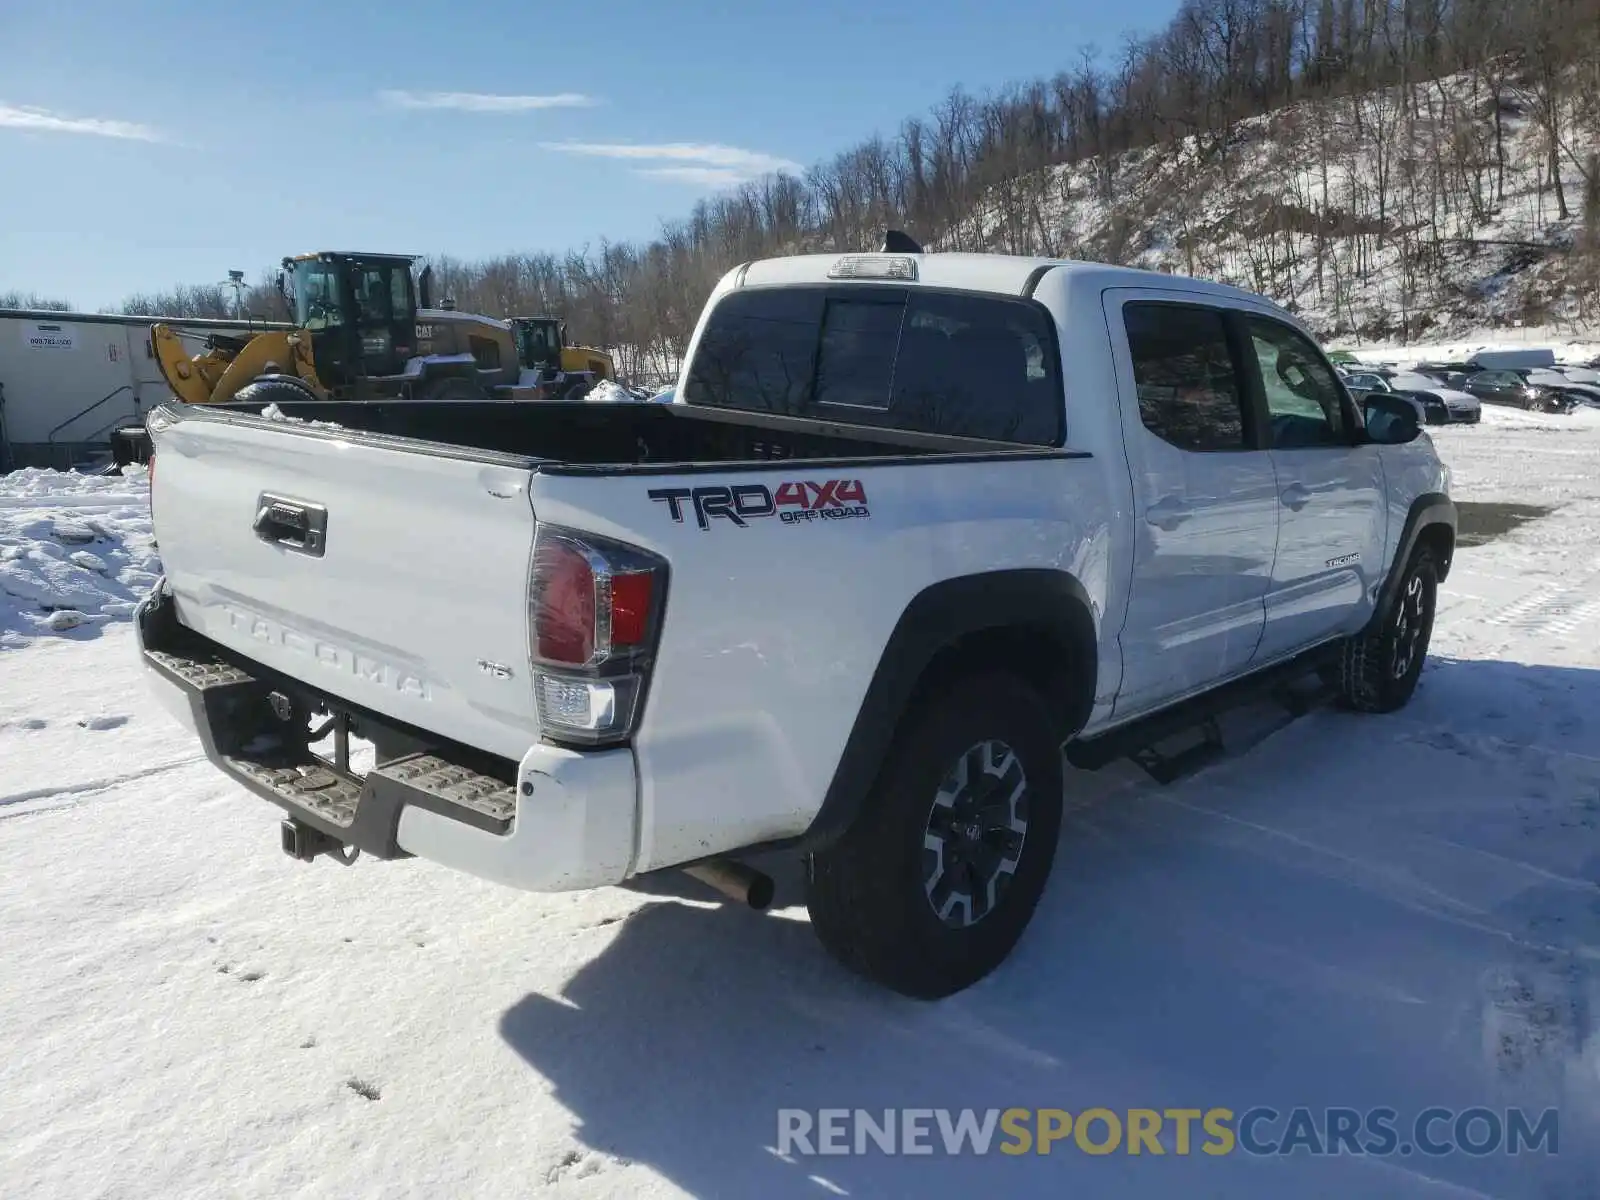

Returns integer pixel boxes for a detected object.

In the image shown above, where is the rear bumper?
[135,582,638,892]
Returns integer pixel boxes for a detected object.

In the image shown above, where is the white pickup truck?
[136,246,1455,998]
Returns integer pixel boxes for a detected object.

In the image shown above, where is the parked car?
[1342,371,1474,425]
[1340,370,1391,392]
[1388,373,1481,424]
[1412,362,1480,384]
[1529,369,1600,408]
[135,248,1456,998]
[1414,364,1472,382]
[1342,372,1433,424]
[1459,368,1576,413]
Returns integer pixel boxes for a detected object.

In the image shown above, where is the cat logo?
[415,323,435,340]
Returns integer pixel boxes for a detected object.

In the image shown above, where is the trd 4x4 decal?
[649,480,870,530]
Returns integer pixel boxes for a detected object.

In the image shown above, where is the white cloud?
[379,90,595,112]
[0,103,163,142]
[539,141,803,184]
[636,166,750,186]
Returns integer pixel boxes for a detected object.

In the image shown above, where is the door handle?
[1280,483,1312,511]
[1145,497,1189,531]
[254,493,328,557]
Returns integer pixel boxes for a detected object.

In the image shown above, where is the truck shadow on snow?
[500,656,1600,1200]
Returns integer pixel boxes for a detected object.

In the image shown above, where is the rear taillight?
[528,526,667,746]
[609,572,653,646]
[534,538,599,664]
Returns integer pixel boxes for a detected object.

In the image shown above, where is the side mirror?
[1361,393,1421,444]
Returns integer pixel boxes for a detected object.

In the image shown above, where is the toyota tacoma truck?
[136,245,1455,998]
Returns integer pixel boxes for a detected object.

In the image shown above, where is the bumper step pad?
[147,646,254,690]
[224,758,366,829]
[141,616,519,858]
[379,755,517,826]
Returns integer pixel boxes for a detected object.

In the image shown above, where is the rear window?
[815,294,903,411]
[682,287,822,417]
[682,285,1063,445]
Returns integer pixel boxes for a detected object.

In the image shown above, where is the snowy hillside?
[953,66,1600,346]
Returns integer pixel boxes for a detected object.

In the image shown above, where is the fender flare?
[1377,491,1456,619]
[800,569,1099,849]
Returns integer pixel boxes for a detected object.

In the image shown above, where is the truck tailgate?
[149,410,541,761]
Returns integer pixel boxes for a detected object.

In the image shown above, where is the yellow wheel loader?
[114,252,622,463]
[150,251,528,407]
[508,316,618,400]
[149,323,323,407]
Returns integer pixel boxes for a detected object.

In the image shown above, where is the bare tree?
[0,291,73,311]
[115,0,1600,366]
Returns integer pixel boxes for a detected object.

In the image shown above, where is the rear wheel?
[555,374,594,400]
[233,375,321,407]
[805,672,1064,999]
[1337,547,1438,713]
[418,375,488,402]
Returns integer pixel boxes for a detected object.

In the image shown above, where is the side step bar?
[1070,644,1339,775]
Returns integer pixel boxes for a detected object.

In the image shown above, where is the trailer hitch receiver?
[280,819,360,865]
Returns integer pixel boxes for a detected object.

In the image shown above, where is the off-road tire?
[805,672,1064,999]
[1336,546,1438,713]
[234,375,320,407]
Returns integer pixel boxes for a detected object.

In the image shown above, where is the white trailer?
[1467,347,1558,370]
[0,309,292,471]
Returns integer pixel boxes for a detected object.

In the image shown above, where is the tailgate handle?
[254,493,328,557]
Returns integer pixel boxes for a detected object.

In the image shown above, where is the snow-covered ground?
[4,419,1599,1197]
[0,466,158,648]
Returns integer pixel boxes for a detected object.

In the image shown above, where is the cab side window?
[1124,302,1250,452]
[1245,317,1351,449]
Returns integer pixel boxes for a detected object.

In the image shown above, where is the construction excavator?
[114,251,618,462]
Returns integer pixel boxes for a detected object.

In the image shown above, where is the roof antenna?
[880,229,923,254]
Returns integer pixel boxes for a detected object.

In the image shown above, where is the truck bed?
[178,397,1035,470]
[145,395,1076,766]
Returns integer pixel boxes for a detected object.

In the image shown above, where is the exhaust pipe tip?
[745,871,776,911]
[684,860,775,911]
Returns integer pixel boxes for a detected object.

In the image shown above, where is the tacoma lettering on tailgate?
[224,607,433,700]
[648,480,870,530]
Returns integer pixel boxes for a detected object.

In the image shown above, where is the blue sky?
[0,0,1172,310]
